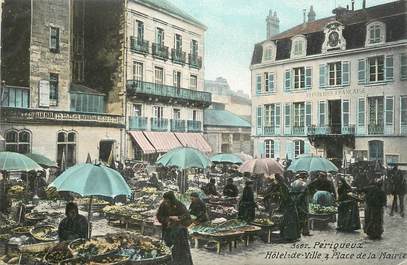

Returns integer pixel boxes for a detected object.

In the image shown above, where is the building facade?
[124,0,212,161]
[204,77,251,122]
[1,0,125,167]
[250,1,407,165]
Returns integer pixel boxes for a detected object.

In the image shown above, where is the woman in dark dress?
[156,191,193,265]
[238,181,256,222]
[337,178,361,232]
[276,174,300,242]
[362,180,387,239]
[189,192,209,224]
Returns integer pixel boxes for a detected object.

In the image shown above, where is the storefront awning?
[143,131,183,153]
[128,131,156,154]
[174,132,212,153]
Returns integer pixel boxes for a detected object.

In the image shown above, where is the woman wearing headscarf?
[337,178,361,232]
[156,191,193,265]
[189,192,209,224]
[238,180,256,222]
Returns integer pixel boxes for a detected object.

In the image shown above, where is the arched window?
[366,21,386,46]
[369,140,383,162]
[5,130,31,154]
[294,140,305,158]
[264,139,274,158]
[291,35,307,58]
[57,131,77,168]
[262,42,276,62]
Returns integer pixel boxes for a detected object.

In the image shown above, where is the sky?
[168,0,395,96]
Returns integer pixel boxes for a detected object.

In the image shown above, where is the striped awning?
[174,132,212,153]
[128,131,155,154]
[143,131,183,153]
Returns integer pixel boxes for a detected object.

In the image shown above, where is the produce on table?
[309,203,337,215]
[70,238,119,258]
[25,211,48,221]
[8,185,25,196]
[189,219,248,234]
[30,225,58,241]
[12,226,33,235]
[75,198,110,206]
[252,218,274,226]
[102,204,149,218]
[44,244,73,264]
[0,216,17,233]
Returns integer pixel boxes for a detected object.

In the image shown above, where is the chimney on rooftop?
[266,9,280,39]
[332,6,347,21]
[351,0,355,11]
[303,9,306,23]
[363,0,366,9]
[308,5,316,22]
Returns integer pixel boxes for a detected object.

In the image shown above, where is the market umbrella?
[239,158,284,175]
[156,147,211,170]
[25,153,58,168]
[49,163,131,237]
[156,147,211,193]
[211,153,243,164]
[0,151,43,172]
[287,155,338,173]
[233,152,253,162]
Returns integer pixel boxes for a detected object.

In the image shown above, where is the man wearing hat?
[189,192,209,224]
[291,172,311,236]
[238,180,256,222]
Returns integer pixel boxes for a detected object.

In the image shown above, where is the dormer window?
[262,42,276,62]
[366,21,385,46]
[290,35,306,58]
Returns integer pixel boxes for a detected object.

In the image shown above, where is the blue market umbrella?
[211,153,243,164]
[287,155,338,173]
[25,153,58,168]
[49,163,131,198]
[156,147,211,170]
[0,151,43,172]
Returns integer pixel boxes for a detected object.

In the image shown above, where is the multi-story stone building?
[250,1,407,165]
[125,0,212,162]
[0,0,125,167]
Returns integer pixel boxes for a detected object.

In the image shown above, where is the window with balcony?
[401,54,407,80]
[192,110,197,121]
[155,67,164,85]
[368,97,384,134]
[156,27,164,45]
[153,106,163,119]
[190,75,197,90]
[173,108,181,120]
[175,34,182,51]
[5,130,31,154]
[57,131,77,168]
[133,104,142,117]
[293,102,305,128]
[366,21,385,45]
[191,40,198,56]
[49,73,59,104]
[1,86,30,108]
[294,140,305,158]
[264,140,274,158]
[368,56,385,82]
[136,20,144,41]
[264,104,280,134]
[401,96,407,134]
[50,26,60,53]
[173,71,181,89]
[133,61,143,85]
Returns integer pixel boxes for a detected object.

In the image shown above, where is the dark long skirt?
[163,225,193,265]
[337,200,361,232]
[280,204,300,241]
[238,202,255,222]
[364,206,384,239]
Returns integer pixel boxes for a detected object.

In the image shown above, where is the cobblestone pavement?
[191,207,407,265]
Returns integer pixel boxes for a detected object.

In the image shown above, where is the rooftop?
[133,0,207,30]
[204,109,251,128]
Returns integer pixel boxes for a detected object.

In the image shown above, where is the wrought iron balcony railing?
[129,116,148,130]
[152,43,169,60]
[130,36,149,54]
[188,53,202,69]
[171,48,186,64]
[126,80,211,105]
[151,118,168,131]
[187,120,201,132]
[170,119,186,132]
[368,124,384,135]
[264,126,280,136]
